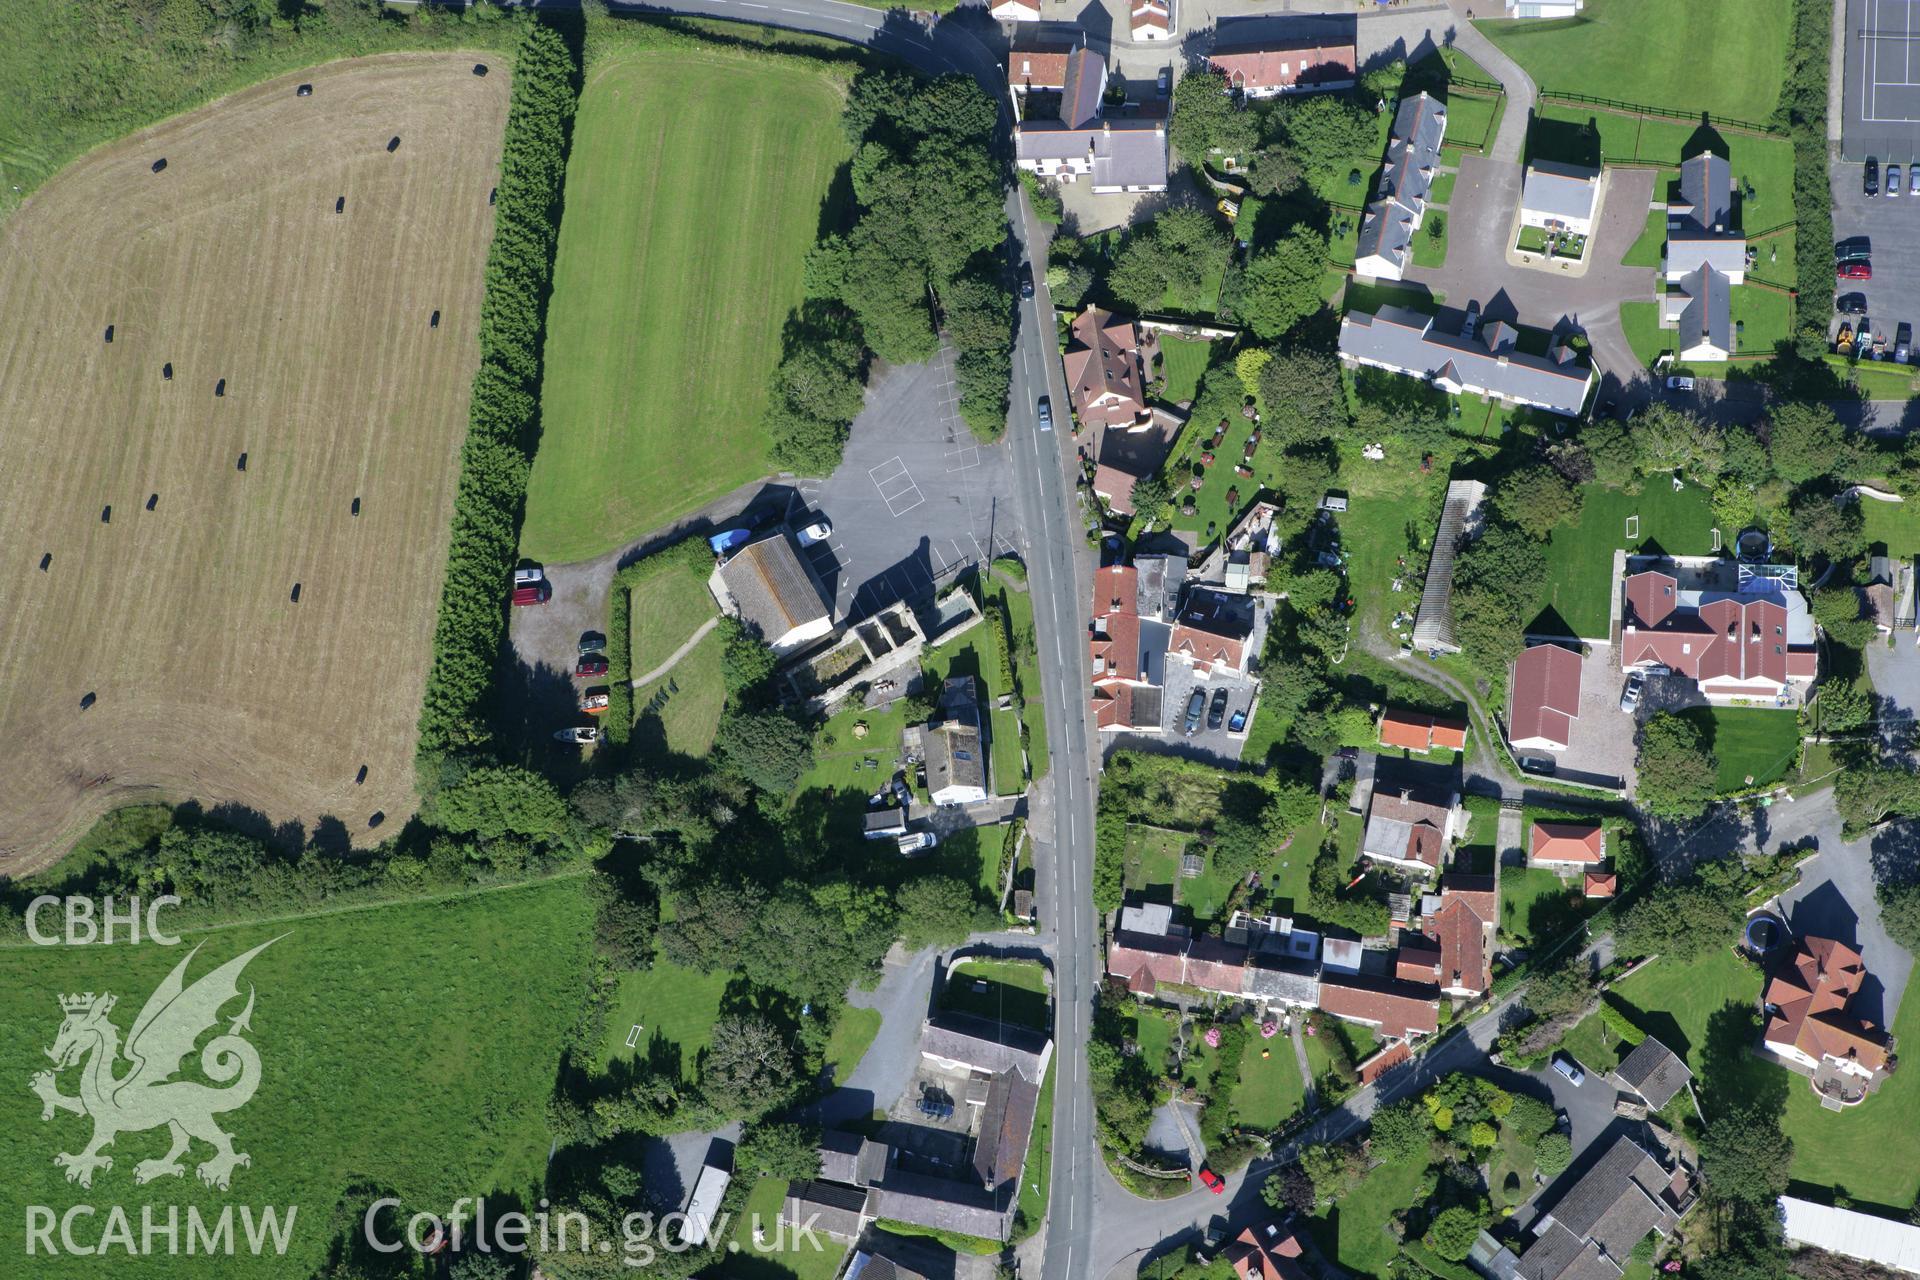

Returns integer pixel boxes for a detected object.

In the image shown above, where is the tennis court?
[1845,0,1920,160]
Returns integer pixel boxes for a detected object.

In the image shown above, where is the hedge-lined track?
[0,54,510,873]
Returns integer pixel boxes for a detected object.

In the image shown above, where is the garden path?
[628,616,720,689]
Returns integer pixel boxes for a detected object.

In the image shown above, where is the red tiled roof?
[1440,874,1497,921]
[1379,708,1468,752]
[1169,624,1244,672]
[1621,571,1810,692]
[1429,898,1489,994]
[1584,871,1617,898]
[1763,935,1890,1072]
[1007,39,1072,91]
[1092,464,1141,514]
[1225,1223,1310,1280]
[1208,41,1357,94]
[1356,1039,1413,1084]
[1107,933,1186,992]
[1509,643,1582,750]
[1318,972,1439,1039]
[1397,936,1442,983]
[1131,0,1171,31]
[1062,306,1151,429]
[1185,934,1248,992]
[1530,821,1605,864]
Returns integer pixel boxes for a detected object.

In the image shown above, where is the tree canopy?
[1634,712,1720,819]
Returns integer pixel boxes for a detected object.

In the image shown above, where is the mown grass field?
[1231,1032,1307,1129]
[630,556,719,676]
[523,50,851,562]
[0,56,510,876]
[1479,0,1791,122]
[598,956,733,1078]
[1676,706,1802,791]
[0,876,591,1279]
[1536,481,1718,637]
[632,626,728,759]
[941,959,1050,1033]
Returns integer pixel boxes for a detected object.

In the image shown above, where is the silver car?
[1619,672,1645,713]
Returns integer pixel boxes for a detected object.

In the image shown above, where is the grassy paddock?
[523,49,852,561]
[598,956,733,1078]
[632,625,728,759]
[1479,0,1792,122]
[1536,482,1719,637]
[0,878,591,1280]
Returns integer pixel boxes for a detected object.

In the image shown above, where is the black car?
[1207,687,1229,730]
[1837,292,1868,315]
[1836,237,1872,264]
[1182,689,1206,735]
[1017,262,1035,299]
[1867,157,1881,197]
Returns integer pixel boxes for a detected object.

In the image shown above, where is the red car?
[1199,1166,1225,1195]
[576,655,609,677]
[1838,261,1872,280]
[510,581,551,606]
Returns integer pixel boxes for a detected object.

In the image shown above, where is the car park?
[1207,687,1229,730]
[1892,163,1904,197]
[1619,671,1644,712]
[1838,292,1868,314]
[1183,689,1206,734]
[1665,375,1695,391]
[1867,157,1880,196]
[798,519,833,546]
[576,654,609,677]
[1839,261,1873,280]
[1551,1053,1587,1086]
[1037,395,1053,432]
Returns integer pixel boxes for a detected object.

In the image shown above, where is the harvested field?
[0,55,510,874]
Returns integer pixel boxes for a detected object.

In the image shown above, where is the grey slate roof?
[818,1130,891,1186]
[1666,236,1746,278]
[1666,264,1732,357]
[920,1013,1052,1083]
[1521,1136,1677,1280]
[1016,121,1169,189]
[865,807,908,835]
[1522,161,1600,222]
[719,532,830,640]
[925,718,986,798]
[1062,46,1106,129]
[1381,92,1447,206]
[1677,150,1732,233]
[1355,197,1418,273]
[1242,956,1320,1005]
[973,1069,1042,1189]
[1338,305,1593,417]
[1516,1222,1602,1280]
[869,1171,1015,1240]
[1615,1037,1693,1109]
[784,1179,873,1241]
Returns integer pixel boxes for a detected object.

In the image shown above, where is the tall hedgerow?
[415,21,580,781]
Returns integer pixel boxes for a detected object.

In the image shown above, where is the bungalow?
[1620,569,1817,702]
[709,531,834,658]
[1362,784,1460,874]
[1761,935,1891,1082]
[922,676,989,805]
[1514,1137,1687,1280]
[1529,820,1605,868]
[1130,0,1171,41]
[1224,1221,1312,1280]
[1378,707,1469,753]
[1013,49,1168,193]
[1520,160,1600,238]
[1338,306,1595,418]
[1508,642,1583,753]
[1063,304,1158,430]
[1206,40,1357,98]
[1354,92,1446,280]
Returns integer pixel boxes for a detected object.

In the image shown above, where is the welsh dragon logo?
[29,938,278,1191]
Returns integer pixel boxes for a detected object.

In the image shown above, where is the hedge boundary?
[414,21,581,781]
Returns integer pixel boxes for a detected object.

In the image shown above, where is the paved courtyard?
[795,347,1025,624]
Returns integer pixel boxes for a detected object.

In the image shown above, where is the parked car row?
[1180,686,1252,736]
[1863,157,1920,198]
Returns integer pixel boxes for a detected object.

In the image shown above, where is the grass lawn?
[1158,335,1216,404]
[1558,1008,1624,1075]
[0,879,590,1280]
[942,958,1051,1033]
[990,570,1050,782]
[723,1177,849,1280]
[1412,215,1449,268]
[1620,300,1664,368]
[1489,1124,1540,1209]
[1608,946,1761,1071]
[1458,793,1502,871]
[1162,254,1228,316]
[1864,496,1920,559]
[1826,353,1920,399]
[1676,706,1802,791]
[1181,851,1239,923]
[1309,1147,1431,1278]
[599,956,733,1079]
[1136,1007,1178,1075]
[632,623,727,758]
[824,1006,882,1084]
[1123,825,1187,896]
[1499,866,1585,947]
[1231,1032,1308,1128]
[1018,1055,1056,1229]
[990,704,1025,796]
[1623,205,1667,268]
[1536,481,1719,637]
[629,555,720,675]
[801,698,915,796]
[1622,289,1794,373]
[1442,90,1503,153]
[1429,172,1457,206]
[1171,411,1263,546]
[1342,278,1444,317]
[1478,0,1791,122]
[523,50,851,561]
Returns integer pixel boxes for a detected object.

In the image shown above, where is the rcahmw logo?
[23,937,297,1257]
